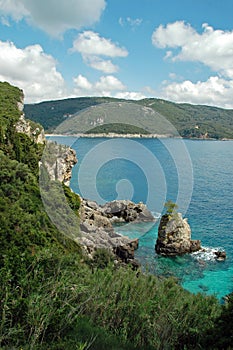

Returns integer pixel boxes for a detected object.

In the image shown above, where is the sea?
[46,136,233,301]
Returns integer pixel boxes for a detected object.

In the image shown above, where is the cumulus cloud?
[115,91,146,100]
[0,40,66,103]
[83,56,118,74]
[152,21,233,108]
[152,21,233,78]
[71,31,128,73]
[161,76,233,109]
[152,21,197,49]
[72,31,128,57]
[73,74,145,100]
[73,74,126,96]
[0,0,106,36]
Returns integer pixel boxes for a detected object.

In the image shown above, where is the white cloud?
[83,55,118,73]
[73,75,92,91]
[0,40,66,103]
[71,31,128,73]
[161,76,233,109]
[126,17,143,27]
[152,21,197,49]
[73,74,126,96]
[152,21,233,108]
[73,74,145,100]
[119,17,143,29]
[0,0,106,36]
[115,91,146,100]
[96,75,125,91]
[72,31,128,57]
[152,21,233,79]
[0,0,28,21]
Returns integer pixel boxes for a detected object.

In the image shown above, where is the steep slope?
[0,81,81,261]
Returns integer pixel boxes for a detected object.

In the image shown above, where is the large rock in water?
[155,213,201,256]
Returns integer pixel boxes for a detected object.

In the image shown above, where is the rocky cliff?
[155,212,201,256]
[15,98,45,144]
[15,114,45,144]
[42,141,77,186]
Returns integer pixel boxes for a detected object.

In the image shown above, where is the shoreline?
[45,132,177,138]
[45,133,233,141]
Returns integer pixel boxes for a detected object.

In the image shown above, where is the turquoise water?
[47,136,233,300]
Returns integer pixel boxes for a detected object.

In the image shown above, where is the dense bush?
[0,244,222,349]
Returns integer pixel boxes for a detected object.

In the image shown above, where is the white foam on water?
[151,211,161,220]
[191,246,225,262]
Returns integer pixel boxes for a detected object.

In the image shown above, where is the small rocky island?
[155,207,201,256]
[155,202,227,261]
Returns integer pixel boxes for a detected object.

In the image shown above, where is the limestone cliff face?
[14,95,76,185]
[155,213,201,256]
[15,97,45,144]
[42,141,77,186]
[15,114,46,144]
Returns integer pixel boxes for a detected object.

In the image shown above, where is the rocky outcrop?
[155,213,201,256]
[15,113,45,144]
[214,250,227,261]
[42,141,77,186]
[102,200,155,223]
[114,239,139,262]
[79,198,154,263]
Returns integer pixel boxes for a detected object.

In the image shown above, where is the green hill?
[24,96,233,139]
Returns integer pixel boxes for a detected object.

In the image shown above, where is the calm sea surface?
[47,136,233,300]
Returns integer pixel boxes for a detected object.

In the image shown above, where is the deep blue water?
[47,136,233,300]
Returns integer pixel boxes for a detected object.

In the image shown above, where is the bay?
[47,136,233,300]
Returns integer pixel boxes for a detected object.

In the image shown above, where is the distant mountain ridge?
[24,96,233,139]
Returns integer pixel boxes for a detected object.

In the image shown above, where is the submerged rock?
[214,250,227,261]
[155,212,201,256]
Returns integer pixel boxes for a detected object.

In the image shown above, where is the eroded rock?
[102,200,155,223]
[79,198,154,264]
[155,213,201,256]
[42,142,77,186]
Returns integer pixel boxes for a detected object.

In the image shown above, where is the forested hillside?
[24,96,233,139]
[0,81,233,349]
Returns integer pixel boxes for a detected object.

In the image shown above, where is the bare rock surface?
[15,114,45,144]
[155,212,201,256]
[102,200,155,223]
[42,142,77,186]
[79,198,155,263]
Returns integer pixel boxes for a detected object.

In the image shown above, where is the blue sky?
[0,0,233,108]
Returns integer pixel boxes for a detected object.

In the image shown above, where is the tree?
[164,200,178,215]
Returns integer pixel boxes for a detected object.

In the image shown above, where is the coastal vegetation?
[0,81,233,349]
[24,95,233,139]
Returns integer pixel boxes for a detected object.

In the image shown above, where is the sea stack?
[155,212,201,256]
